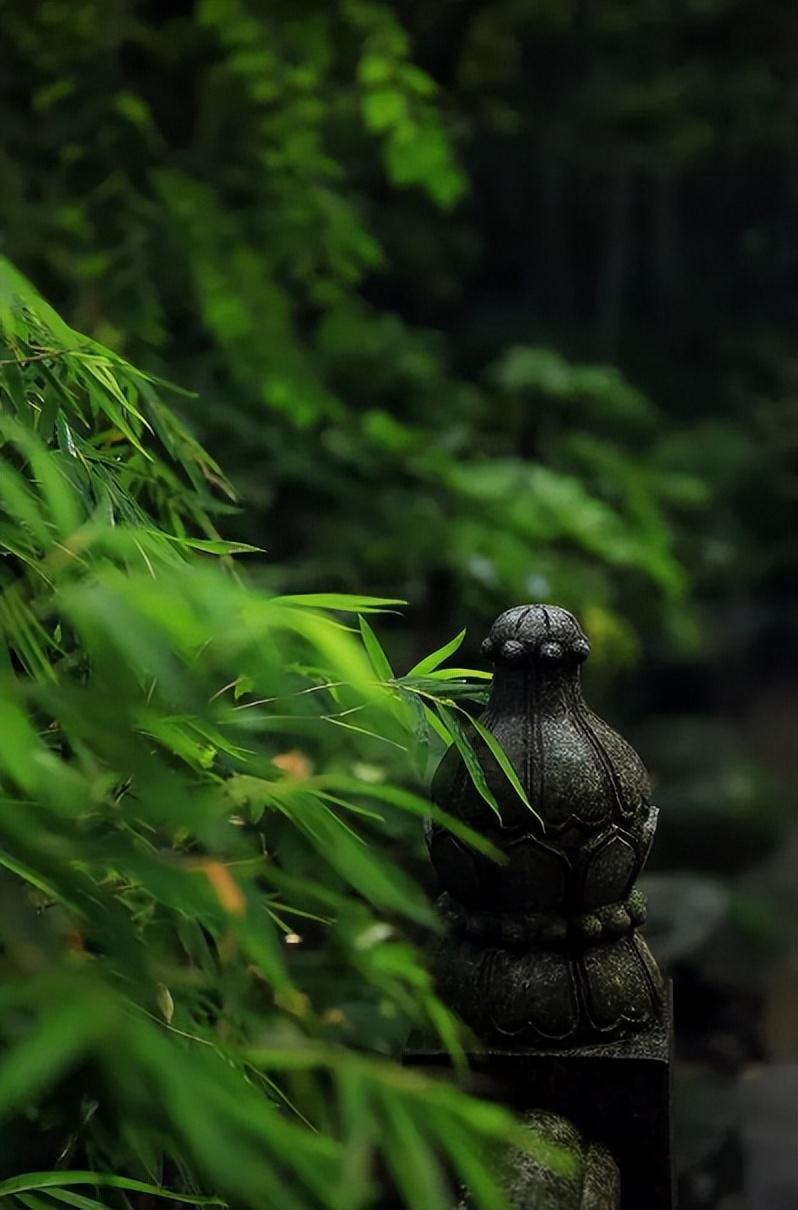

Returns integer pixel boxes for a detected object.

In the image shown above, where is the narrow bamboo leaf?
[422,995,466,1073]
[32,1190,109,1210]
[35,389,60,443]
[272,593,405,612]
[2,362,28,417]
[0,851,59,899]
[408,628,465,676]
[14,1194,53,1210]
[0,696,48,794]
[401,675,491,702]
[322,716,408,750]
[406,690,430,777]
[0,996,108,1116]
[323,777,503,860]
[435,703,501,819]
[55,415,78,457]
[0,462,49,545]
[435,1122,508,1210]
[73,363,151,456]
[78,356,151,427]
[315,791,384,821]
[421,667,492,680]
[358,614,394,680]
[468,715,544,828]
[0,1174,224,1205]
[151,532,262,555]
[422,702,453,745]
[334,1072,378,1209]
[380,1094,452,1210]
[27,446,83,538]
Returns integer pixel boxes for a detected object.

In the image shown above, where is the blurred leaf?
[0,1173,225,1204]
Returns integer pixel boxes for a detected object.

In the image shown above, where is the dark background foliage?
[1,1,796,1206]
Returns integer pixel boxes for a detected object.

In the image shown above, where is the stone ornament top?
[427,604,664,1046]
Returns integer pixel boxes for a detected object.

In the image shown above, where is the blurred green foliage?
[0,259,552,1208]
[8,0,795,669]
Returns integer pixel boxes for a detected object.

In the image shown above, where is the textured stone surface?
[405,994,674,1210]
[456,1111,621,1209]
[427,603,664,1045]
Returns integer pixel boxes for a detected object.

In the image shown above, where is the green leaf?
[422,994,466,1073]
[406,689,430,777]
[358,614,394,680]
[322,714,408,750]
[435,703,501,819]
[15,1194,51,1210]
[0,460,50,546]
[272,593,405,613]
[113,90,157,137]
[27,1190,109,1210]
[322,777,503,860]
[151,531,263,555]
[421,667,492,681]
[0,1174,225,1205]
[422,702,454,745]
[469,715,543,828]
[435,1123,507,1210]
[408,629,466,676]
[357,55,392,86]
[0,994,110,1117]
[2,361,28,417]
[363,89,408,132]
[380,1094,451,1210]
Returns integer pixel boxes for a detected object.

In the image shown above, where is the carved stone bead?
[428,604,663,1045]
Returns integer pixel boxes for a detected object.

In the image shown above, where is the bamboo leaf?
[380,1094,452,1210]
[322,777,503,860]
[272,593,405,612]
[0,1174,225,1205]
[152,532,262,555]
[421,667,492,681]
[434,703,502,819]
[0,995,110,1117]
[408,629,466,676]
[27,1190,109,1210]
[469,715,543,828]
[358,614,394,680]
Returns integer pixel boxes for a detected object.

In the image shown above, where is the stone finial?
[427,604,664,1045]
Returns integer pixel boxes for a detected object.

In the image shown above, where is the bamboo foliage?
[0,260,570,1209]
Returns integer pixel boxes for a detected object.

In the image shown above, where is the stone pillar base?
[404,984,674,1210]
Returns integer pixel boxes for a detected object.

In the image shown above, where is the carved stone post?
[408,605,674,1210]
